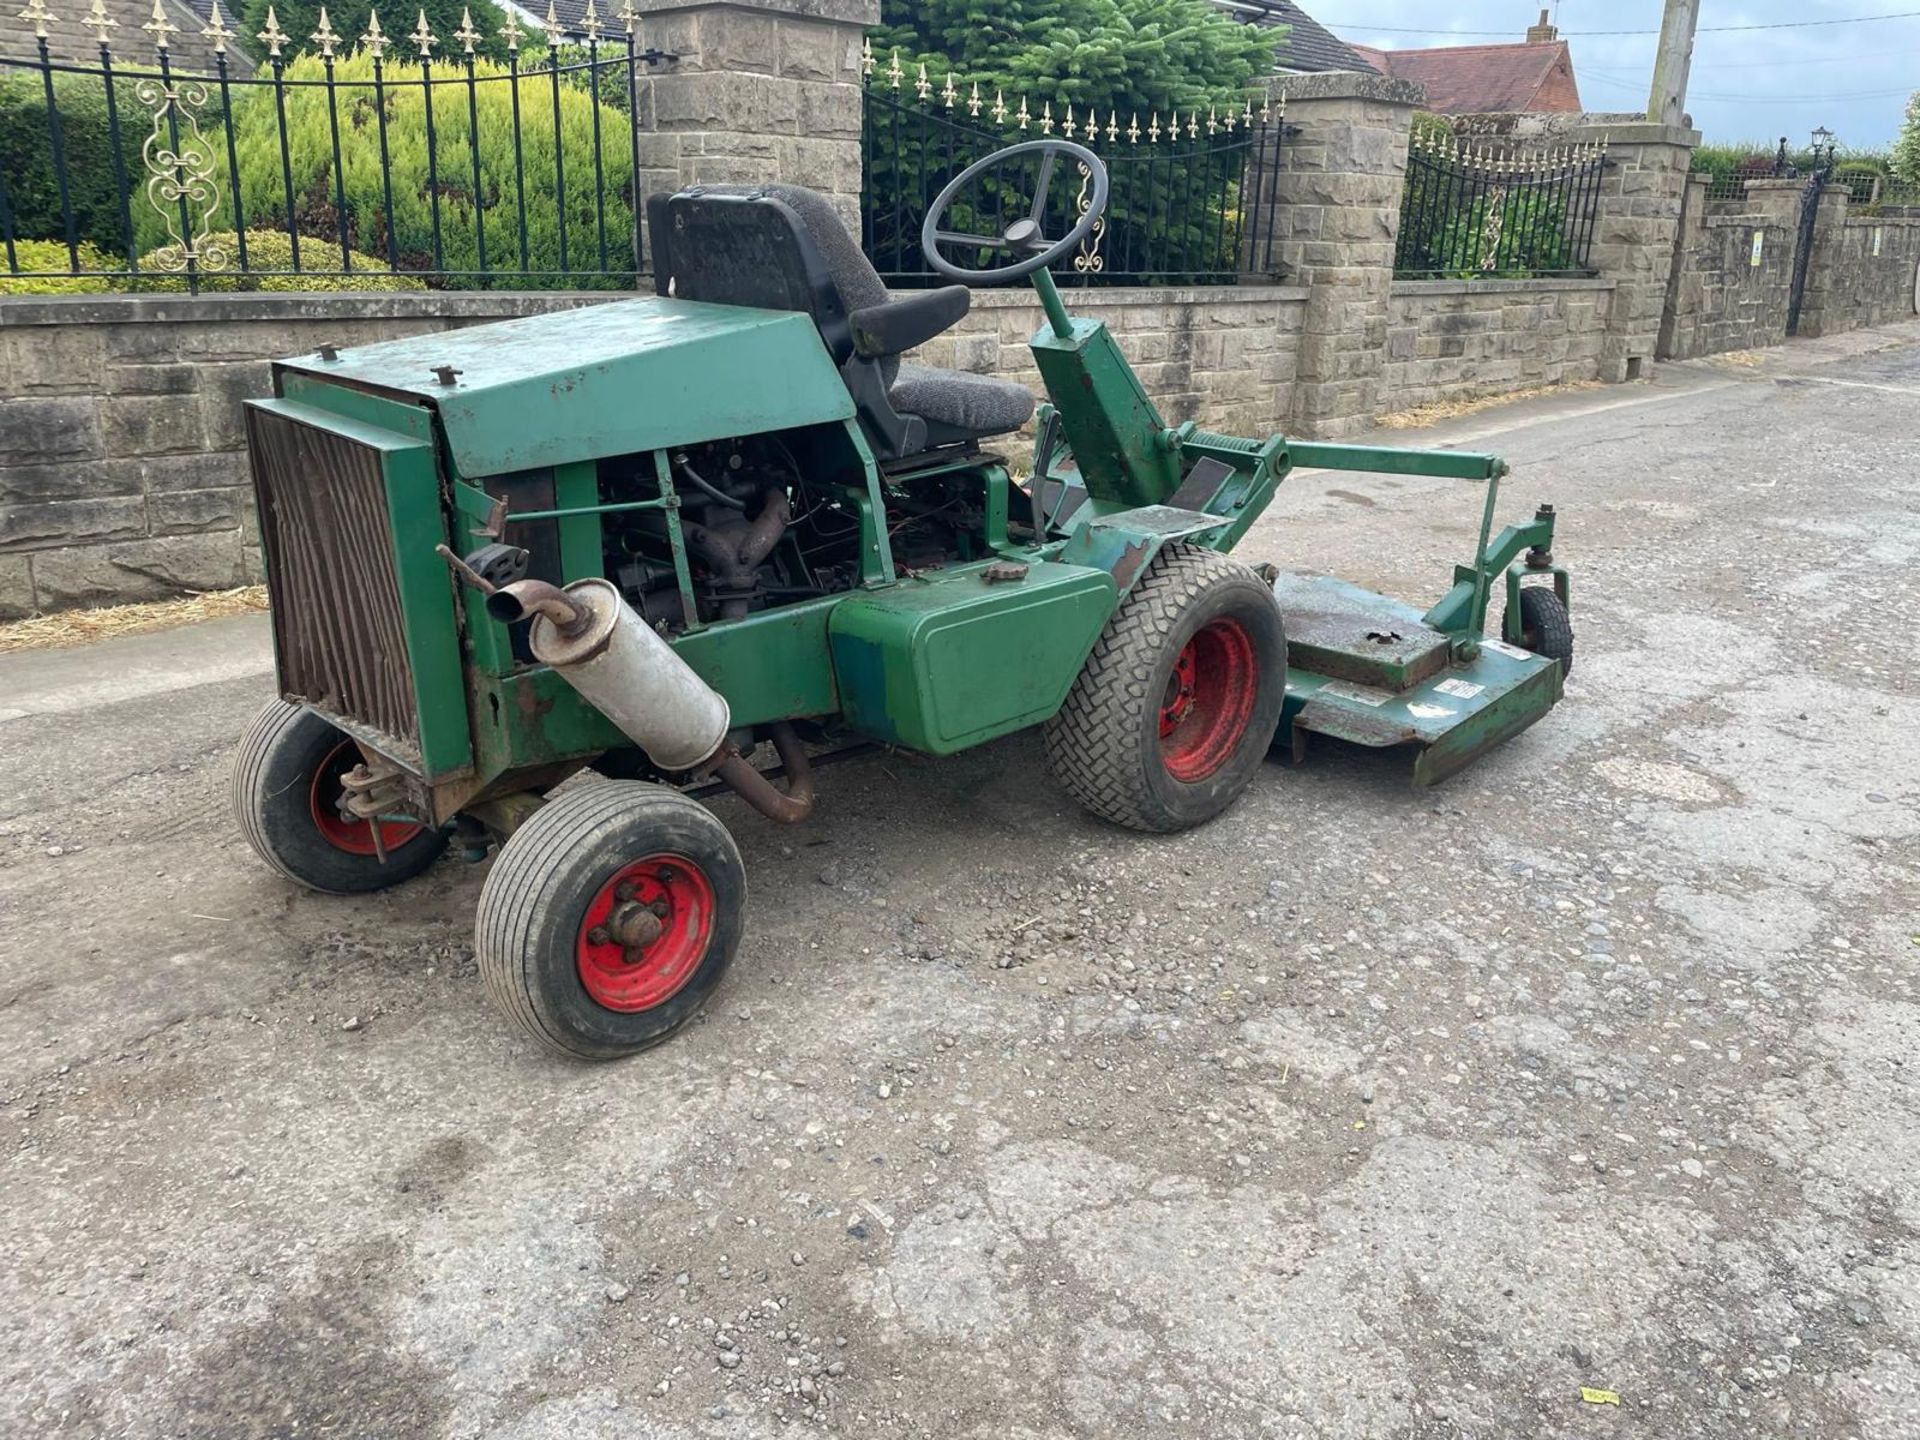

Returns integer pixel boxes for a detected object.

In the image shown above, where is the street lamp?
[1810,125,1837,164]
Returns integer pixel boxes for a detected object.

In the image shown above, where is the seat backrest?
[647,184,901,387]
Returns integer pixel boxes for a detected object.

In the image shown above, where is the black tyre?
[476,782,745,1060]
[231,699,447,894]
[1509,586,1574,677]
[1044,545,1288,833]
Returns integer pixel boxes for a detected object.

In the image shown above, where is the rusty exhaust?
[715,722,815,825]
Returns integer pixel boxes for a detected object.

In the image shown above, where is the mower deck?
[1271,573,1564,786]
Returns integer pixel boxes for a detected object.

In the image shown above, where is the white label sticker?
[1408,703,1455,720]
[1434,677,1485,699]
[1874,226,1885,257]
[1482,639,1533,661]
[1750,231,1765,268]
[1320,681,1392,708]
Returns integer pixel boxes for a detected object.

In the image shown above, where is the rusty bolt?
[587,926,611,945]
[316,342,341,361]
[431,364,463,387]
[615,880,636,901]
[655,866,677,883]
[650,899,671,918]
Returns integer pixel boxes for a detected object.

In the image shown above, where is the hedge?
[0,238,121,294]
[0,73,175,258]
[223,53,637,288]
[134,229,425,290]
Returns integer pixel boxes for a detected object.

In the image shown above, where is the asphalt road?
[3,324,1918,1440]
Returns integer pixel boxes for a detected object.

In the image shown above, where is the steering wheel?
[920,139,1110,285]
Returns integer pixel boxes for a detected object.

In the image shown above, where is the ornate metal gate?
[1786,168,1830,336]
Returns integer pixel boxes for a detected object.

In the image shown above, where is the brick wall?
[1381,278,1612,413]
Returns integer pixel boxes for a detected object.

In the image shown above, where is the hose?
[674,455,746,509]
[715,722,815,825]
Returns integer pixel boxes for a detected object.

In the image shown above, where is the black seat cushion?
[889,364,1036,438]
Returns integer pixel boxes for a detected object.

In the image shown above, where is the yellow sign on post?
[1750,231,1765,268]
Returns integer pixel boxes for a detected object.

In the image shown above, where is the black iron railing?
[861,50,1286,288]
[1395,130,1606,280]
[0,5,673,292]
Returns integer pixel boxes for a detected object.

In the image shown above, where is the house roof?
[2,0,253,72]
[1349,39,1580,113]
[1215,0,1380,75]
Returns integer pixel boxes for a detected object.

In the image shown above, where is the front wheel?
[231,699,446,894]
[1044,546,1287,833]
[476,782,745,1060]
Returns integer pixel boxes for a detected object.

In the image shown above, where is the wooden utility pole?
[1646,0,1701,127]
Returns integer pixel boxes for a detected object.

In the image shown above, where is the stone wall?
[0,294,607,619]
[1796,213,1920,339]
[1382,278,1613,413]
[1657,175,1798,361]
[905,286,1307,440]
[633,0,874,233]
[0,286,1305,617]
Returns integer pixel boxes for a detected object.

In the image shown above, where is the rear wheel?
[231,699,446,894]
[1044,545,1287,833]
[476,782,745,1060]
[1509,586,1574,677]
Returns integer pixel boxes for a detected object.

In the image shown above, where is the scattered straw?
[0,585,269,655]
[1374,379,1607,431]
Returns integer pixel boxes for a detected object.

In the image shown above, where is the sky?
[1310,1,1919,150]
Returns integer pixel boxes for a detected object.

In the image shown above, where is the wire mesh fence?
[1394,129,1605,280]
[0,1,671,292]
[861,46,1287,288]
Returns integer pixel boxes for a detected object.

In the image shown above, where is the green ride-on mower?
[230,141,1573,1060]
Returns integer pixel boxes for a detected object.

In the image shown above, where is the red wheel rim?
[575,854,716,1012]
[1158,617,1259,783]
[309,739,425,856]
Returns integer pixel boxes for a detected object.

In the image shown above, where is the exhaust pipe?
[715,722,815,824]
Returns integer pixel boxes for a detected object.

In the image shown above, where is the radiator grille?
[247,407,421,757]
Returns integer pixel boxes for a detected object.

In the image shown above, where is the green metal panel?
[275,371,435,443]
[674,596,842,724]
[828,561,1115,755]
[245,397,472,779]
[1287,441,1508,482]
[1279,638,1561,787]
[1030,317,1183,510]
[1058,504,1231,595]
[275,299,855,477]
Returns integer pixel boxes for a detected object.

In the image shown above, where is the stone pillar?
[1793,183,1853,338]
[1259,71,1422,438]
[1741,177,1805,230]
[1567,119,1698,381]
[632,0,877,238]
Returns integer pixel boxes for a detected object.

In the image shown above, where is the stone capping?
[1390,278,1615,297]
[939,285,1310,309]
[643,0,877,19]
[0,292,623,329]
[1263,70,1424,107]
[1,285,1311,331]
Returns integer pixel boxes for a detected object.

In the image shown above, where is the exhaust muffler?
[484,576,729,773]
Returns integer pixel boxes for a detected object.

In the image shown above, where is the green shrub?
[0,238,120,294]
[222,53,636,288]
[132,229,425,289]
[0,73,175,257]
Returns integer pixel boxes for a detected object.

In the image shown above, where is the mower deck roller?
[231,139,1573,1058]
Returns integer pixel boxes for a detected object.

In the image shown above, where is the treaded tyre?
[1044,545,1287,833]
[476,781,745,1060]
[1509,586,1574,677]
[232,698,447,894]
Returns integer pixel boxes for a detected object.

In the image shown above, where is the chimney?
[1526,7,1558,42]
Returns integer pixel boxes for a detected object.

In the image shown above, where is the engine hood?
[273,297,855,477]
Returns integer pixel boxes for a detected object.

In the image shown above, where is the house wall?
[1657,176,1799,360]
[1795,213,1920,339]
